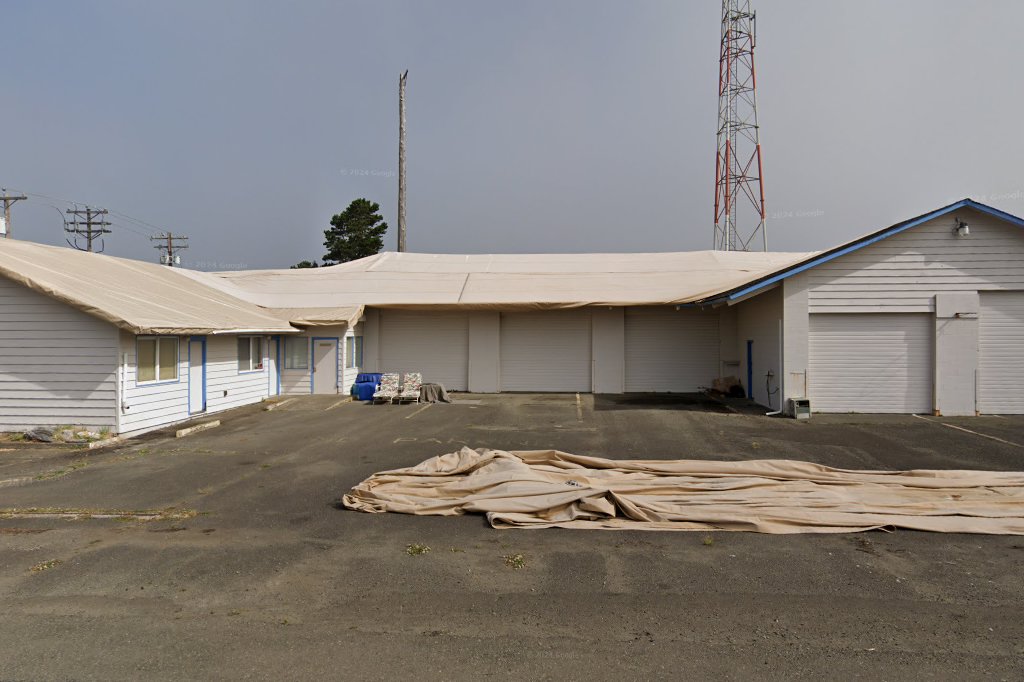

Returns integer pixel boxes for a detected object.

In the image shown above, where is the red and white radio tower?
[713,0,767,251]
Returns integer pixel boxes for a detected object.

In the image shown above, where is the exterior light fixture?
[953,219,970,238]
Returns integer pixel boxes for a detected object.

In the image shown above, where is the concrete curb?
[175,420,221,438]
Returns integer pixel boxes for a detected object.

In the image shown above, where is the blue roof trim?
[715,199,1024,304]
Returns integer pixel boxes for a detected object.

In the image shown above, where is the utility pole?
[0,188,28,239]
[151,232,189,266]
[713,0,767,251]
[397,69,408,253]
[64,207,112,252]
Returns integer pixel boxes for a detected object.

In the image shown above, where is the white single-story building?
[1,198,1021,436]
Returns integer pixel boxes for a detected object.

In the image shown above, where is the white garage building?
[692,198,1024,415]
[1,198,1022,436]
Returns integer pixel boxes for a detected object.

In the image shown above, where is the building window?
[284,337,308,369]
[238,336,264,372]
[345,335,363,369]
[137,336,178,384]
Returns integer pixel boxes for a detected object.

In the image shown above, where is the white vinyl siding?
[0,276,117,430]
[807,209,1024,313]
[808,313,933,413]
[379,311,469,390]
[978,291,1024,414]
[624,306,719,392]
[500,311,592,392]
[120,333,272,435]
[279,325,355,396]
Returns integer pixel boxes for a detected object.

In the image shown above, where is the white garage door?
[978,292,1024,414]
[379,311,469,390]
[624,307,719,392]
[809,313,933,413]
[500,311,592,392]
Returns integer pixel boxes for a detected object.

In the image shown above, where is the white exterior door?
[188,338,205,414]
[624,306,719,392]
[978,292,1024,414]
[808,313,933,413]
[379,311,469,390]
[500,311,592,392]
[267,336,279,396]
[311,338,338,394]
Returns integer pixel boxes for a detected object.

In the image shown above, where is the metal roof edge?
[697,199,1024,305]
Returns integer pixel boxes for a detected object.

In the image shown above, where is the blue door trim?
[310,337,340,394]
[746,340,753,400]
[187,336,207,414]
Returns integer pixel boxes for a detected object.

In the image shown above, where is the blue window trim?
[134,335,181,387]
[187,336,207,414]
[237,335,267,374]
[274,335,282,395]
[309,337,340,394]
[282,335,310,370]
[702,198,1024,306]
[344,335,364,369]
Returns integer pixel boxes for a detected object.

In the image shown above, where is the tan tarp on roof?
[183,250,816,311]
[0,239,298,335]
[343,448,1024,534]
[263,306,365,327]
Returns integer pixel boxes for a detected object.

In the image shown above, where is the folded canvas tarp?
[342,448,1024,534]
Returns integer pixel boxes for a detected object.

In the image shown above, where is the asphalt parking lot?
[1,394,1023,680]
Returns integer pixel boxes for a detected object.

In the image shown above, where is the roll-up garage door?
[808,313,932,413]
[500,311,592,392]
[624,307,719,392]
[379,311,469,390]
[978,292,1024,414]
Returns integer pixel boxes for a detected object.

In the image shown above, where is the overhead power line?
[151,232,189,266]
[65,207,112,252]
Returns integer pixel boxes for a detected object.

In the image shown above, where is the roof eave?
[694,198,1024,306]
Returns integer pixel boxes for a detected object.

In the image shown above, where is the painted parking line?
[912,414,1023,448]
[325,399,350,411]
[405,403,433,420]
[576,393,583,422]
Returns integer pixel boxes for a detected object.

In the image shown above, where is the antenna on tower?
[713,0,767,252]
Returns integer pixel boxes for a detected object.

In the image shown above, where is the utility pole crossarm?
[0,189,28,239]
[151,232,189,266]
[65,207,112,252]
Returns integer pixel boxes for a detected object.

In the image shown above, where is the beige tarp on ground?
[184,250,816,310]
[342,448,1024,534]
[0,240,298,334]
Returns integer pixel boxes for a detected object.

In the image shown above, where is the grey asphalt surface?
[1,394,1023,680]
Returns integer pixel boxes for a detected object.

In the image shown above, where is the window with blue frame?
[238,336,264,372]
[137,336,178,383]
[284,337,309,369]
[345,336,363,369]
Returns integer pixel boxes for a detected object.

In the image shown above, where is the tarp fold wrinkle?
[342,448,1024,534]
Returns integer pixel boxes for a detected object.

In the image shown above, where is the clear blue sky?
[4,0,1023,268]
